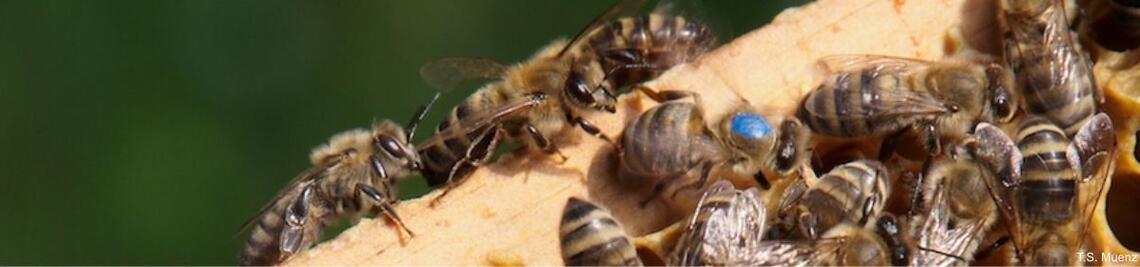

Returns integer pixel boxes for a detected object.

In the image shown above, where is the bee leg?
[972,235,1011,260]
[565,114,619,149]
[523,123,568,163]
[668,161,718,200]
[639,173,685,207]
[634,87,698,103]
[922,123,941,156]
[358,183,415,237]
[281,185,315,257]
[877,129,908,161]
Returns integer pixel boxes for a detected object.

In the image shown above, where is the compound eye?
[992,88,1015,121]
[730,113,772,140]
[566,72,597,105]
[378,135,407,159]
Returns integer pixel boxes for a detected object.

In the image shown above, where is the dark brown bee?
[798,55,1017,155]
[968,113,1115,265]
[417,0,714,203]
[559,197,643,266]
[998,0,1101,136]
[909,150,1000,266]
[236,95,438,266]
[668,180,767,266]
[777,159,891,240]
[620,97,811,212]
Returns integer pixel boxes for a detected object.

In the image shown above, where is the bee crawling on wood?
[237,94,439,266]
[416,0,716,205]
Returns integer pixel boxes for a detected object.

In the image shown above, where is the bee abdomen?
[559,198,642,266]
[240,197,292,266]
[621,102,708,176]
[420,91,506,187]
[585,14,713,89]
[800,72,899,137]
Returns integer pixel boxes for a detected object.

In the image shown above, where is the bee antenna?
[917,246,966,263]
[406,92,441,142]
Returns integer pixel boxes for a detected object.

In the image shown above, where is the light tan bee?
[798,55,1017,156]
[776,159,892,240]
[968,113,1116,265]
[620,96,811,212]
[237,95,438,266]
[908,149,1001,266]
[998,0,1101,136]
[668,180,767,266]
[559,197,643,266]
[416,0,715,204]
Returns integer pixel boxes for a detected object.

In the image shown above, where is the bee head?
[371,120,422,178]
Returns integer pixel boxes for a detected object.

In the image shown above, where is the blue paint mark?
[730,113,772,139]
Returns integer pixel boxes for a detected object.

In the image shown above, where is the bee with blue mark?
[618,94,812,212]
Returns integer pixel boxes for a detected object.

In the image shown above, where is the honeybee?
[967,113,1116,265]
[776,160,891,240]
[236,94,438,266]
[750,220,907,266]
[417,0,715,201]
[798,55,1017,156]
[668,180,767,266]
[1084,0,1140,50]
[998,0,1101,136]
[559,197,643,266]
[909,149,1000,266]
[620,97,811,212]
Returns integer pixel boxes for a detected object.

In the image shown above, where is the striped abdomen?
[620,101,721,178]
[1014,119,1077,225]
[568,14,714,94]
[560,198,643,266]
[800,70,933,138]
[1001,0,1097,135]
[419,89,509,187]
[240,191,302,266]
[797,160,890,237]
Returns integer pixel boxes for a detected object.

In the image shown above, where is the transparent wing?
[558,0,650,57]
[671,181,768,265]
[818,54,935,76]
[419,58,509,91]
[235,162,332,236]
[1070,113,1115,249]
[417,93,546,149]
[1040,0,1100,104]
[746,238,846,266]
[911,185,992,266]
[804,76,952,122]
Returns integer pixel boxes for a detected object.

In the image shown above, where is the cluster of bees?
[236,0,1138,265]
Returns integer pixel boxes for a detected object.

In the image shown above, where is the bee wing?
[417,93,545,149]
[1070,113,1115,248]
[1039,0,1102,104]
[746,238,847,266]
[236,162,333,236]
[912,185,991,266]
[818,54,935,76]
[558,0,650,57]
[419,58,509,92]
[670,182,768,265]
[804,78,952,123]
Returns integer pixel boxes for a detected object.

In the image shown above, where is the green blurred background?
[0,0,805,264]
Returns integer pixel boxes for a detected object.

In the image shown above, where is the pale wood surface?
[280,0,1101,265]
